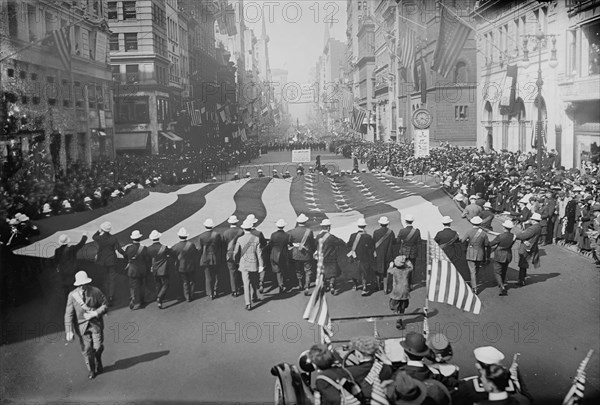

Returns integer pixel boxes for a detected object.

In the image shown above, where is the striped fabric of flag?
[351,107,367,133]
[303,274,334,343]
[399,27,416,82]
[52,28,72,72]
[428,236,482,314]
[432,7,472,78]
[187,101,202,126]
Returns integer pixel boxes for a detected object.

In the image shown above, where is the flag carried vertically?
[563,350,594,405]
[51,28,72,72]
[427,235,482,314]
[303,274,334,344]
[432,5,472,78]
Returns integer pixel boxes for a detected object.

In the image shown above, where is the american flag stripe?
[428,236,482,314]
[400,28,416,82]
[432,7,471,78]
[52,28,71,72]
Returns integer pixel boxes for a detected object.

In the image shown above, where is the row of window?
[109,32,138,51]
[111,64,168,86]
[482,7,547,65]
[5,67,109,110]
[152,3,167,28]
[107,1,137,20]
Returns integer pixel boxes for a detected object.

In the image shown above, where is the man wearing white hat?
[396,214,421,280]
[42,203,53,217]
[288,213,316,296]
[480,201,494,230]
[124,230,150,310]
[460,216,490,294]
[434,216,462,263]
[315,219,344,295]
[453,346,533,404]
[246,214,268,293]
[197,218,224,299]
[93,222,125,304]
[272,169,280,179]
[269,219,293,293]
[64,271,108,379]
[516,212,542,287]
[146,230,173,308]
[234,219,265,310]
[171,227,198,302]
[223,216,244,296]
[462,195,483,221]
[373,216,396,293]
[54,232,88,300]
[346,217,375,296]
[489,221,517,296]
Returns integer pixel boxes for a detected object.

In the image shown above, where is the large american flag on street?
[187,101,203,126]
[427,235,482,314]
[432,6,472,78]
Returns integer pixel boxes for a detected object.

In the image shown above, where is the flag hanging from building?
[224,4,237,36]
[500,64,518,114]
[351,106,367,133]
[303,274,334,344]
[51,28,72,72]
[399,27,416,82]
[217,104,226,123]
[240,128,247,141]
[432,6,472,78]
[420,55,428,104]
[563,350,594,405]
[427,235,482,314]
[187,101,203,126]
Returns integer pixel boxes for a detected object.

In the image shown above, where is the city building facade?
[1,0,115,169]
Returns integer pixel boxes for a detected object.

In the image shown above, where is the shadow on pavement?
[104,350,170,373]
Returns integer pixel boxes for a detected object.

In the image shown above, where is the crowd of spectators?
[334,139,600,262]
[0,140,261,227]
[289,331,534,404]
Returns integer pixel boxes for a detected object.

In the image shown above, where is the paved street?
[1,151,598,404]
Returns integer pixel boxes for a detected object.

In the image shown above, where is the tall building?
[474,0,600,169]
[271,68,289,114]
[356,14,376,139]
[373,0,397,141]
[108,0,179,155]
[1,0,115,168]
[396,0,477,146]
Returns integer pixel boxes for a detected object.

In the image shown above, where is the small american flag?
[428,235,482,314]
[563,350,594,405]
[303,274,334,343]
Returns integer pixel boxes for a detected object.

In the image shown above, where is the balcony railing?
[112,72,163,85]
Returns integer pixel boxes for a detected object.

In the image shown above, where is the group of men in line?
[305,331,532,404]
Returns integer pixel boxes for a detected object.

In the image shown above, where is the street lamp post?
[521,28,558,180]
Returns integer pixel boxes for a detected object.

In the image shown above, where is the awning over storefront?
[115,132,149,150]
[159,131,183,142]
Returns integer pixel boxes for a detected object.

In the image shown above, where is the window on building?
[109,33,119,51]
[7,68,14,77]
[19,70,27,79]
[107,1,117,19]
[585,20,600,75]
[74,81,84,108]
[62,79,71,107]
[125,64,139,83]
[123,1,137,20]
[358,2,361,11]
[111,65,121,81]
[31,72,37,80]
[27,4,38,42]
[455,61,467,82]
[97,86,104,110]
[45,11,56,34]
[124,33,137,51]
[8,2,18,38]
[88,84,96,108]
[455,105,468,121]
[115,96,149,124]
